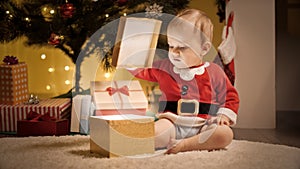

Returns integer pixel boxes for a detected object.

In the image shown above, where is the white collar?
[173,62,210,81]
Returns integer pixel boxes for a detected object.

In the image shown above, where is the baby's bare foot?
[165,139,185,154]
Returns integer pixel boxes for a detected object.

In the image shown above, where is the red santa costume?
[128,58,239,125]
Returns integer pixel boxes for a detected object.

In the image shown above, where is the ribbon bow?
[106,85,130,96]
[26,111,57,122]
[3,55,19,65]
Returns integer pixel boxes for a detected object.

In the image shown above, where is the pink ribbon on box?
[94,82,136,109]
[106,85,130,96]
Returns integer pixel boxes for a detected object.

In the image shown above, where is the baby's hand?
[208,114,231,126]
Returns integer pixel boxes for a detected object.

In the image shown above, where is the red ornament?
[117,0,128,6]
[60,3,75,18]
[48,33,63,45]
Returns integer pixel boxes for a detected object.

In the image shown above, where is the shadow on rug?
[0,135,299,169]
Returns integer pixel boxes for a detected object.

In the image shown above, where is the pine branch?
[1,0,191,64]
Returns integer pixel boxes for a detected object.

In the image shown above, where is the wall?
[276,0,300,111]
[228,0,276,128]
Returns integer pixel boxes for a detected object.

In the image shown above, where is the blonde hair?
[168,9,213,43]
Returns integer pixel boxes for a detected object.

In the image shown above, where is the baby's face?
[167,28,203,68]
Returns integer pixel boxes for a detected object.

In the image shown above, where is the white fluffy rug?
[0,135,299,169]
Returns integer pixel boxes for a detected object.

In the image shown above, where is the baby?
[128,9,239,154]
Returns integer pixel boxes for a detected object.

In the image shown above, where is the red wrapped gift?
[0,98,71,132]
[17,111,69,137]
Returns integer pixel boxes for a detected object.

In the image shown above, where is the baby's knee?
[214,125,233,148]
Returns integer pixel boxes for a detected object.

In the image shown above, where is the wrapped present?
[17,111,69,137]
[0,62,29,105]
[90,114,155,158]
[0,98,71,132]
[91,80,148,116]
[70,95,93,134]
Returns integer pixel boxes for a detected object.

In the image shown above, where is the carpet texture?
[0,135,299,169]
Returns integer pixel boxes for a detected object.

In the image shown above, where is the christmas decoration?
[48,32,64,45]
[216,0,230,23]
[25,94,40,105]
[117,0,128,7]
[0,0,190,93]
[60,2,75,18]
[40,4,55,22]
[3,55,19,65]
[145,3,163,18]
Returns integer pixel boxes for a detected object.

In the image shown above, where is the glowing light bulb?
[123,13,127,16]
[48,67,55,72]
[65,80,70,85]
[46,85,51,90]
[64,66,70,71]
[104,72,110,78]
[25,17,30,21]
[105,14,109,18]
[41,54,46,60]
[6,11,10,14]
[50,9,55,14]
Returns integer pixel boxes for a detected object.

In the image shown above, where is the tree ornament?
[117,0,128,6]
[48,33,64,45]
[145,3,163,18]
[60,2,75,18]
[40,4,55,22]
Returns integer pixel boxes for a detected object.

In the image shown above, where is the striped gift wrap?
[0,98,71,132]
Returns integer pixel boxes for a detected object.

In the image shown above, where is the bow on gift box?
[26,111,57,122]
[3,55,19,65]
[106,85,130,96]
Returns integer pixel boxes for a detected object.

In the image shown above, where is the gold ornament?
[41,4,55,22]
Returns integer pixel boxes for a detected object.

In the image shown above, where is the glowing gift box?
[89,114,155,157]
[111,16,162,68]
[90,80,148,116]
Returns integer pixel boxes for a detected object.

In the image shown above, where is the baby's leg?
[166,124,233,154]
[154,118,176,149]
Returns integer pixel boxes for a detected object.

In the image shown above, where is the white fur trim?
[173,62,210,81]
[125,67,138,71]
[216,107,237,126]
[217,27,236,65]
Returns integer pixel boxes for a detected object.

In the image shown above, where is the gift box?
[0,98,71,132]
[70,95,93,134]
[91,80,148,116]
[17,116,69,137]
[90,114,155,157]
[112,17,162,68]
[0,62,29,105]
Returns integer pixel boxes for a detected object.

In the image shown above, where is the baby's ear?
[200,41,212,56]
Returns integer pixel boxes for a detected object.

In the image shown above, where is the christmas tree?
[0,0,191,93]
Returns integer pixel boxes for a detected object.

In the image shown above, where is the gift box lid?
[91,80,148,110]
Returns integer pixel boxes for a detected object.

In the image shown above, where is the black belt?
[158,101,219,116]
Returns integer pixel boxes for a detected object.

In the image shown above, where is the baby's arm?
[126,67,159,82]
[209,64,239,126]
[208,114,231,126]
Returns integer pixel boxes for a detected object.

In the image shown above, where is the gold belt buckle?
[177,99,199,116]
